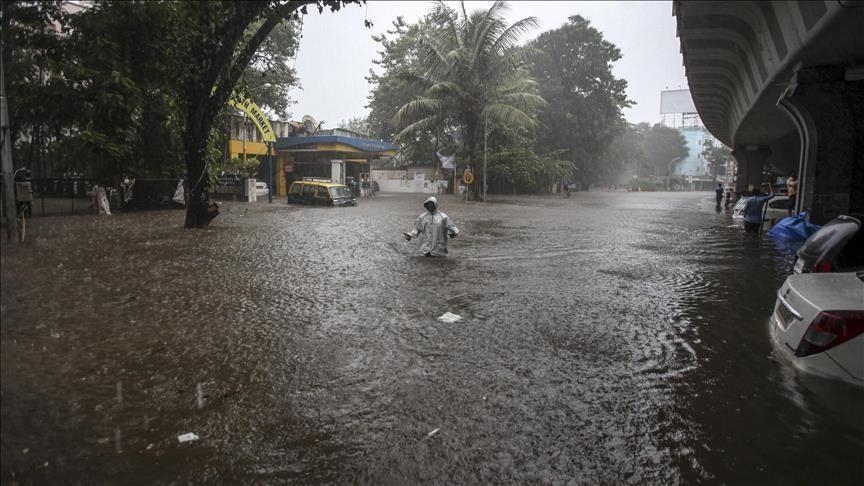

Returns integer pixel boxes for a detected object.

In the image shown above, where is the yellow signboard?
[227,94,276,143]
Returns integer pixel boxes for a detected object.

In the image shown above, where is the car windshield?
[330,186,352,198]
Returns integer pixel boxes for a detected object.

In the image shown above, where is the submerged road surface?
[2,192,862,484]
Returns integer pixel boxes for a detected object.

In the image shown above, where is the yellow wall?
[228,140,269,158]
[277,160,287,196]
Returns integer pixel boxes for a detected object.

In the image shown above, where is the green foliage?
[630,177,666,192]
[61,1,189,180]
[221,156,262,178]
[599,123,689,184]
[368,3,632,194]
[367,17,423,138]
[235,20,302,117]
[640,123,689,177]
[488,147,570,192]
[3,1,356,181]
[527,15,631,188]
[392,0,547,191]
[367,16,445,167]
[1,0,73,175]
[338,116,370,135]
[701,138,732,177]
[597,122,644,183]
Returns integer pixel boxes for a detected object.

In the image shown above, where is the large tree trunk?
[179,4,304,228]
[183,102,219,228]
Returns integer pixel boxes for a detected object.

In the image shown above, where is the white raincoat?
[405,196,460,256]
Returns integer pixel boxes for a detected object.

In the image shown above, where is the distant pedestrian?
[403,196,460,257]
[743,184,774,233]
[715,183,723,208]
[786,172,799,215]
[121,175,135,209]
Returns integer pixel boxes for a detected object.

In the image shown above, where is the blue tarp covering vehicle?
[767,212,822,253]
[768,212,821,240]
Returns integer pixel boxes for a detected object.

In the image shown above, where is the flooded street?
[2,192,862,484]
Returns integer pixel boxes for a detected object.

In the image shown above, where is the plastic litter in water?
[427,428,440,437]
[177,433,199,443]
[437,312,462,323]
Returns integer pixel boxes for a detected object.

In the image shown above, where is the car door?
[287,182,303,203]
[301,184,317,204]
[314,185,331,206]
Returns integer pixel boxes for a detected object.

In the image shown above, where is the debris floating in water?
[177,433,199,443]
[427,428,440,437]
[437,312,462,323]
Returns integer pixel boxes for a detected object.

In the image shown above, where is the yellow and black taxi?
[287,179,357,207]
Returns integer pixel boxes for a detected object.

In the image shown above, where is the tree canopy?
[1,1,71,174]
[390,1,547,197]
[639,123,689,177]
[701,138,731,178]
[366,2,633,195]
[3,0,362,227]
[527,15,632,189]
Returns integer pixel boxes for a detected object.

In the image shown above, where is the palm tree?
[393,1,547,199]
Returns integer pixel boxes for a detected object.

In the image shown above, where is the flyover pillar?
[778,65,864,224]
[731,146,771,194]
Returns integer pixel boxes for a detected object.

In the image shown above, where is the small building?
[276,129,399,195]
[226,114,399,196]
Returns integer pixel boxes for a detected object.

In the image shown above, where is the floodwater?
[1,192,862,484]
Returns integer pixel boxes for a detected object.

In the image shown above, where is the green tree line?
[366,1,693,196]
[2,0,360,227]
[4,0,692,225]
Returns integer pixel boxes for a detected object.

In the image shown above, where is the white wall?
[372,169,446,194]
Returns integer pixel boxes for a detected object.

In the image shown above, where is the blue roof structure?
[276,135,399,154]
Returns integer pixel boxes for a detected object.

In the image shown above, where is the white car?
[769,271,864,385]
[731,195,790,230]
[255,181,269,196]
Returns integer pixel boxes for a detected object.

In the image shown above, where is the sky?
[286,1,688,129]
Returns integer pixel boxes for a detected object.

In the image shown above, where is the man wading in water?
[404,196,460,257]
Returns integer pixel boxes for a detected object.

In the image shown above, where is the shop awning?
[276,135,399,157]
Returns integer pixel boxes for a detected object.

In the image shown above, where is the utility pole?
[482,83,488,202]
[483,114,488,202]
[1,47,19,243]
[267,141,273,204]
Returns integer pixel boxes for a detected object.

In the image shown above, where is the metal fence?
[0,178,185,220]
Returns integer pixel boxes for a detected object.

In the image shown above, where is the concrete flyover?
[674,1,864,224]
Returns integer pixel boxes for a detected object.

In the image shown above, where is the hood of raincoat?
[424,196,438,212]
